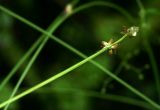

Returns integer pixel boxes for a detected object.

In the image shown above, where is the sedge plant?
[0,1,160,110]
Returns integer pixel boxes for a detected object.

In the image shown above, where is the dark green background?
[0,0,160,110]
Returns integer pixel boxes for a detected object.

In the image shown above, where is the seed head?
[65,4,73,15]
[127,26,139,37]
[101,39,118,55]
[121,26,139,37]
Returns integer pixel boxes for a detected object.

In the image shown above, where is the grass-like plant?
[0,0,160,110]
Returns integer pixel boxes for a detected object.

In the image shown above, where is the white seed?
[127,26,139,36]
[65,4,73,14]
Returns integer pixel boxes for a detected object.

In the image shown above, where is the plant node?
[101,39,118,55]
[121,26,139,37]
[65,4,73,15]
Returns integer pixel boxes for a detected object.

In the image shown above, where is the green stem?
[144,40,160,102]
[0,34,128,109]
[136,0,160,103]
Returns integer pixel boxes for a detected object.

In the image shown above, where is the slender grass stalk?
[0,34,128,108]
[136,0,160,103]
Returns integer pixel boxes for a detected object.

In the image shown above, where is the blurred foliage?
[0,0,160,110]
